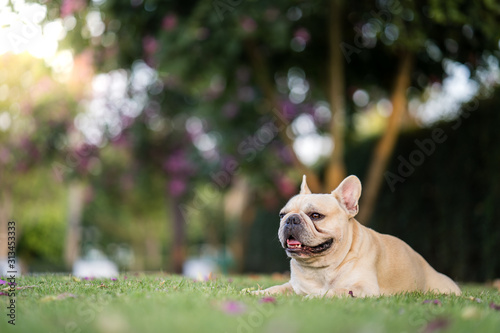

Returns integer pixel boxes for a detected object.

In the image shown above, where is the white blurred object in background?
[183,258,218,281]
[72,248,118,278]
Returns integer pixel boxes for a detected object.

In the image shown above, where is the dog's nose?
[286,214,301,225]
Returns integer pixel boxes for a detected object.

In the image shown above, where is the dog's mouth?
[285,236,333,255]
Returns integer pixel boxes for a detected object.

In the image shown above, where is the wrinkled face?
[277,175,362,260]
[278,194,349,259]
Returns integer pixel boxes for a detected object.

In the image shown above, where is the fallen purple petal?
[57,293,77,300]
[259,297,276,304]
[423,317,450,333]
[423,299,442,306]
[0,292,8,296]
[0,279,6,285]
[124,276,128,280]
[111,278,117,281]
[348,290,356,298]
[490,302,500,311]
[221,301,247,315]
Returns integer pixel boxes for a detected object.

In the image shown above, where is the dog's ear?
[300,175,312,195]
[332,175,362,217]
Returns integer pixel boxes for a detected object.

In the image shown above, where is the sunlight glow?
[415,60,479,125]
[0,1,52,57]
[291,114,333,166]
[76,61,158,146]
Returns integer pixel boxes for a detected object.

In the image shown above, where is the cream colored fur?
[253,175,461,297]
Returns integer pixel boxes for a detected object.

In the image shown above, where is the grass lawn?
[1,274,499,333]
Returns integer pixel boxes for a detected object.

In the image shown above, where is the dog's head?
[278,175,362,260]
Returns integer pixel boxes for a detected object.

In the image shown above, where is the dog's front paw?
[240,287,256,295]
[250,289,269,296]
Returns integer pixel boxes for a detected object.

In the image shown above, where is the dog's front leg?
[251,282,293,296]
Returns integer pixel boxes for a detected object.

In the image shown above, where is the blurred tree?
[0,53,82,263]
[47,0,500,272]
[353,0,500,223]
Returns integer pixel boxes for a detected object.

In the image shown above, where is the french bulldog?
[253,175,461,297]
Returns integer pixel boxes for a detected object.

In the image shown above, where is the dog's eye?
[309,212,324,220]
[279,213,286,219]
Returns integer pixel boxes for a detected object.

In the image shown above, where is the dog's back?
[360,223,461,295]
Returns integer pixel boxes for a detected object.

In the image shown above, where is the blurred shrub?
[15,167,66,270]
[18,213,65,269]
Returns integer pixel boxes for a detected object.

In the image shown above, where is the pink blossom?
[143,36,158,55]
[276,145,294,164]
[60,0,87,18]
[0,148,11,165]
[240,17,257,33]
[279,100,298,120]
[162,14,178,31]
[163,151,190,173]
[294,28,311,43]
[169,178,187,197]
[276,176,296,198]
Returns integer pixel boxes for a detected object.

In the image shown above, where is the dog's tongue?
[287,239,302,246]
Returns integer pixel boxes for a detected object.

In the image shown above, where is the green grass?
[1,274,499,333]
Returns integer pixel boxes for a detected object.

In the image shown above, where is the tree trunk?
[169,194,186,274]
[325,0,347,192]
[64,181,87,269]
[357,51,414,224]
[0,185,13,259]
[225,177,254,273]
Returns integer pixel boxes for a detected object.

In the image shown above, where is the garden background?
[0,0,499,283]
